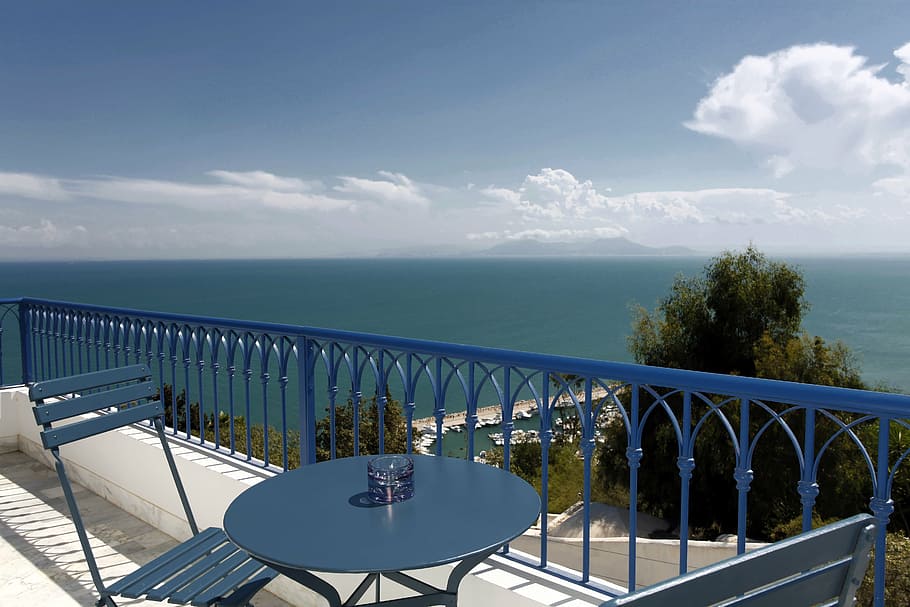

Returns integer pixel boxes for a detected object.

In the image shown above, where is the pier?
[413,386,611,430]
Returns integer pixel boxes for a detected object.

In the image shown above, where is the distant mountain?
[374,244,468,258]
[480,237,696,257]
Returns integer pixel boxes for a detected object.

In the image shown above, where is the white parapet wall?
[512,532,766,590]
[0,387,24,454]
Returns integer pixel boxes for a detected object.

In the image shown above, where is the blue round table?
[223,455,541,607]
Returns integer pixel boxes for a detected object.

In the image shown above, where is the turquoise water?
[1,256,909,391]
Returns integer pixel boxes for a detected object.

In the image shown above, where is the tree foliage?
[488,439,627,514]
[602,246,878,539]
[754,332,864,388]
[157,383,300,468]
[315,389,410,461]
[856,531,910,607]
[628,245,807,376]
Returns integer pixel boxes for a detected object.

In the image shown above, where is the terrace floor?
[0,450,293,606]
[0,448,610,607]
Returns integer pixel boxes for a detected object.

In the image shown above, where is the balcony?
[1,297,907,606]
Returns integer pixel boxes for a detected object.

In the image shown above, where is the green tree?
[488,439,626,514]
[155,384,301,468]
[628,245,806,376]
[754,332,864,388]
[315,389,410,461]
[602,246,875,539]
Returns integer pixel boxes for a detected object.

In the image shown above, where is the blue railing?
[1,296,907,605]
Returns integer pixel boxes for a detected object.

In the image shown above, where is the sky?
[2,1,910,259]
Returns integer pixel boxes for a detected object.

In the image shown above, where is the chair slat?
[190,560,273,607]
[145,544,239,601]
[33,381,156,424]
[40,401,164,449]
[109,528,225,597]
[166,550,251,604]
[29,364,150,400]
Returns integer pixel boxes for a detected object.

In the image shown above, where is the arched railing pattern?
[2,296,908,607]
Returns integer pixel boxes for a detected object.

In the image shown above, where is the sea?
[1,255,909,393]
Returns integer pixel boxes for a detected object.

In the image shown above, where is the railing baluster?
[627,383,642,593]
[581,376,593,582]
[870,417,893,607]
[466,362,478,460]
[403,353,414,456]
[243,366,253,461]
[677,391,694,575]
[298,335,317,466]
[735,396,753,555]
[376,350,386,455]
[18,302,32,385]
[539,376,551,568]
[433,357,444,457]
[227,363,236,453]
[799,408,819,534]
[212,359,221,451]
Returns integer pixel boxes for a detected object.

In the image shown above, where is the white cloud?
[766,155,795,178]
[206,170,322,192]
[0,170,354,212]
[896,42,910,83]
[478,186,521,205]
[609,188,813,224]
[0,219,87,246]
[479,168,844,230]
[0,172,70,201]
[467,226,627,241]
[873,175,910,201]
[0,164,902,257]
[72,176,353,212]
[334,171,429,206]
[486,168,612,221]
[473,166,868,247]
[686,41,910,175]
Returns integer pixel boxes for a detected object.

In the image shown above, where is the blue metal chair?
[28,364,278,607]
[602,513,875,607]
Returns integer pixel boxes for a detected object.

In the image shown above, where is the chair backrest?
[29,365,164,450]
[603,513,875,607]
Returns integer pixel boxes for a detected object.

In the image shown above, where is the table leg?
[372,545,502,607]
[267,545,503,607]
[344,573,379,607]
[444,546,500,594]
[264,563,344,607]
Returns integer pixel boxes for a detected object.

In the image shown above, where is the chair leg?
[96,595,117,607]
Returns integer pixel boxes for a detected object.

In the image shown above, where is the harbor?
[412,386,611,454]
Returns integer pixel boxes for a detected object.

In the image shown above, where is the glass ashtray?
[367,455,414,504]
